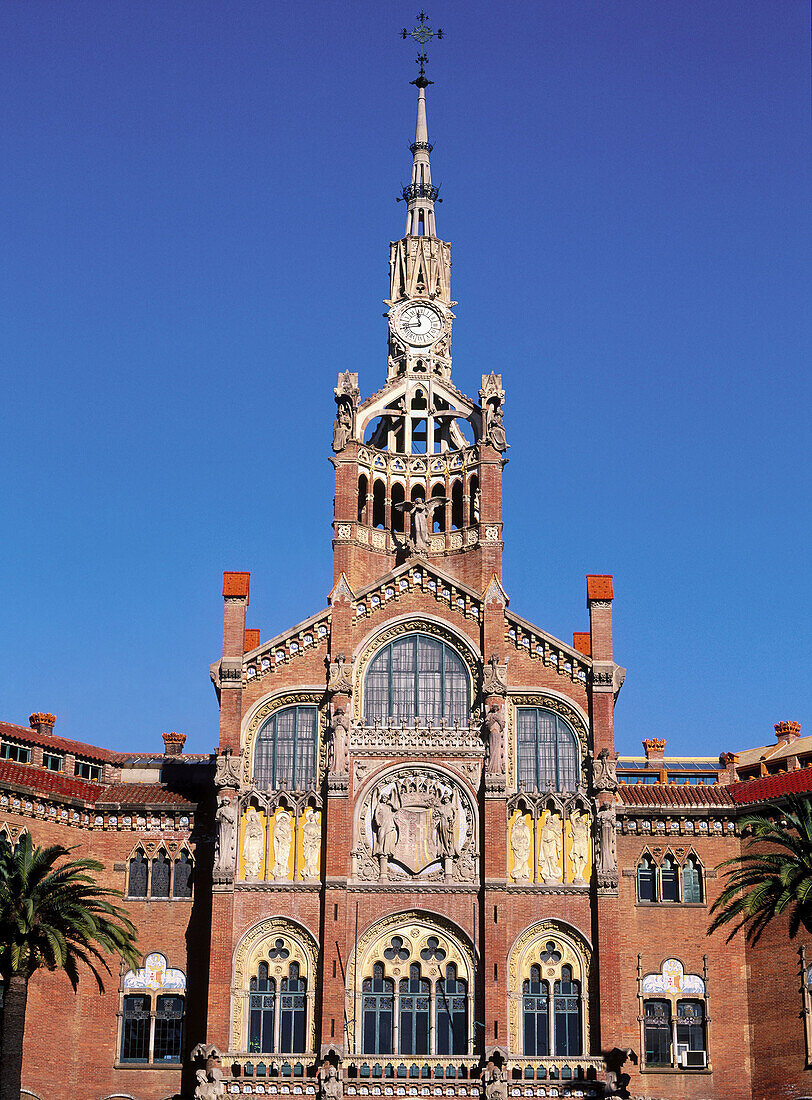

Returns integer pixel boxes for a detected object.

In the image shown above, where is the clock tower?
[331,59,507,594]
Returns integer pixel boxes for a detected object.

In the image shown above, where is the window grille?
[644,1000,672,1066]
[153,995,184,1062]
[364,634,469,726]
[399,964,430,1055]
[128,850,149,898]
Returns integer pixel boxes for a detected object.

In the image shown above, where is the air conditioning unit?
[681,1050,707,1069]
[676,1043,689,1061]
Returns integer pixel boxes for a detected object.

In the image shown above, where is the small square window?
[43,753,63,772]
[0,742,31,764]
[74,760,102,781]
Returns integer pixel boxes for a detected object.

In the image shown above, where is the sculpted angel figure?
[214,795,237,875]
[539,812,563,884]
[433,794,458,859]
[393,495,447,553]
[302,807,321,879]
[273,808,293,878]
[511,813,532,882]
[372,789,399,858]
[241,806,264,878]
[570,810,589,884]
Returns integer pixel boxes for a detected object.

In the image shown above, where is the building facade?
[1,64,809,1100]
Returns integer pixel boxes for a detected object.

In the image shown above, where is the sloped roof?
[734,735,812,768]
[618,782,735,808]
[0,758,195,810]
[0,719,123,763]
[729,766,812,805]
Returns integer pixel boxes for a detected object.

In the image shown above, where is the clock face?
[396,302,443,346]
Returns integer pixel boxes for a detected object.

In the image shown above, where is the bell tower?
[331,48,508,594]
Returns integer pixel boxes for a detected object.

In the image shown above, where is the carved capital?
[482,653,508,696]
[215,751,242,791]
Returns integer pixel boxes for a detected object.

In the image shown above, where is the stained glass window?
[249,963,276,1054]
[280,962,307,1052]
[516,708,579,791]
[151,851,171,898]
[173,850,193,898]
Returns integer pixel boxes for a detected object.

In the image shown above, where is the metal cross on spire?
[401,12,444,88]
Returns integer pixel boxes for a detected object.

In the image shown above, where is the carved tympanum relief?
[355,768,476,883]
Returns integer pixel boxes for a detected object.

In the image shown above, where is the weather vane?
[401,12,444,86]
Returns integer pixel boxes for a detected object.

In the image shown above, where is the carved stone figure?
[484,703,505,774]
[327,653,353,694]
[592,748,618,793]
[329,706,350,772]
[483,1062,507,1100]
[472,487,480,522]
[214,796,237,876]
[539,812,563,884]
[433,795,458,859]
[194,1065,225,1100]
[372,793,398,858]
[570,810,589,884]
[596,802,617,879]
[302,807,321,879]
[485,405,507,452]
[511,814,531,882]
[320,1062,343,1100]
[332,399,353,452]
[273,809,293,878]
[394,496,447,553]
[241,806,264,879]
[214,749,242,790]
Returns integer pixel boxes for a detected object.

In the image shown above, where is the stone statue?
[372,792,398,858]
[592,748,618,793]
[393,496,447,553]
[194,1065,225,1100]
[539,812,563,884]
[596,802,617,879]
[214,795,237,875]
[434,795,458,859]
[320,1062,343,1100]
[330,707,350,773]
[484,703,505,774]
[472,487,480,523]
[511,814,531,882]
[241,806,264,879]
[570,811,589,884]
[273,809,293,878]
[485,405,507,452]
[483,1062,507,1100]
[332,399,353,452]
[302,807,321,879]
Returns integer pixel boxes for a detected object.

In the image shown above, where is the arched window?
[249,962,276,1053]
[522,964,549,1056]
[660,856,679,903]
[644,1000,672,1066]
[391,482,405,533]
[682,857,703,904]
[151,851,170,898]
[553,965,581,1056]
[431,483,446,532]
[469,475,479,524]
[254,706,318,790]
[362,962,394,1054]
[364,634,469,726]
[121,994,152,1062]
[637,855,657,902]
[436,963,467,1055]
[677,1000,705,1060]
[280,962,307,1052]
[372,480,386,528]
[358,474,368,523]
[399,963,430,1055]
[516,708,579,791]
[450,479,463,530]
[173,850,193,898]
[128,849,148,898]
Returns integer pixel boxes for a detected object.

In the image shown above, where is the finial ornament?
[401,13,444,88]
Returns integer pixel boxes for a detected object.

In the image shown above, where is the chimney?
[643,738,666,763]
[775,721,801,745]
[572,631,591,657]
[244,628,260,652]
[718,751,739,785]
[162,731,186,757]
[29,713,56,737]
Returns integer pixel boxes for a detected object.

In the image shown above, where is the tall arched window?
[436,963,467,1055]
[128,849,148,898]
[522,964,549,1056]
[249,962,276,1053]
[553,966,581,1055]
[362,962,394,1054]
[151,851,170,898]
[660,856,679,903]
[637,855,657,902]
[254,706,318,790]
[682,857,703,903]
[516,708,579,791]
[280,962,307,1052]
[399,964,430,1054]
[364,634,469,725]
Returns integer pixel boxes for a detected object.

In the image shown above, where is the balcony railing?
[506,1056,605,1083]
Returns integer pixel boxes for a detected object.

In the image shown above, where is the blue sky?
[2,1,809,759]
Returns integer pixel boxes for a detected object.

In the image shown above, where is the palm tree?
[0,832,139,1100]
[708,794,812,945]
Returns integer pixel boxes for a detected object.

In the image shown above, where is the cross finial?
[401,12,444,87]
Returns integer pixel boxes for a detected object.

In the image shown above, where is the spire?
[400,14,443,237]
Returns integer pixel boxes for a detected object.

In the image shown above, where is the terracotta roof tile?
[618,782,734,807]
[0,719,122,763]
[729,767,812,805]
[96,783,195,809]
[0,758,104,803]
